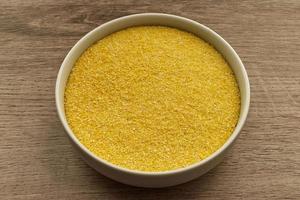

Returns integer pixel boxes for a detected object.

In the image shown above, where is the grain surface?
[65,26,240,172]
[0,0,299,199]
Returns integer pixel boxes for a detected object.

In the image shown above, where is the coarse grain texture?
[0,0,299,199]
[64,26,240,171]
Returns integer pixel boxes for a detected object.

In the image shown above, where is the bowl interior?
[56,13,250,174]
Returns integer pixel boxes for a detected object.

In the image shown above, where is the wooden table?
[1,0,299,199]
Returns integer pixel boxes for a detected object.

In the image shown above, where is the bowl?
[55,13,250,188]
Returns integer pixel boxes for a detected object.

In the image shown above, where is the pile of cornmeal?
[65,26,240,172]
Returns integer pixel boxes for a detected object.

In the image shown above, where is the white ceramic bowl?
[55,13,250,188]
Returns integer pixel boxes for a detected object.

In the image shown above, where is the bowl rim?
[55,12,250,176]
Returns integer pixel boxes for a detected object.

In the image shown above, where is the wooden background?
[1,0,299,199]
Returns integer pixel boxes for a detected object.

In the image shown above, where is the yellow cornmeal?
[65,26,240,172]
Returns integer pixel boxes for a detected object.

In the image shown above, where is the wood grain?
[0,0,299,199]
